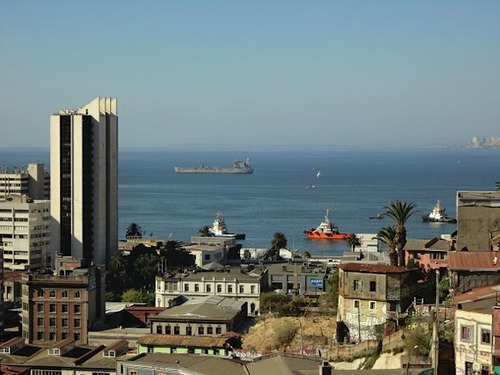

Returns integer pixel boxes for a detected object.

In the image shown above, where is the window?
[74,290,80,299]
[37,317,44,326]
[353,300,360,309]
[49,290,56,298]
[62,304,68,313]
[461,326,472,341]
[165,325,171,334]
[369,301,376,310]
[37,331,43,340]
[353,280,361,291]
[198,326,204,335]
[481,329,491,344]
[207,327,213,335]
[217,284,222,293]
[206,284,211,292]
[251,286,256,294]
[37,289,44,297]
[174,326,180,335]
[156,325,163,334]
[49,332,56,341]
[370,281,376,292]
[62,290,68,298]
[216,327,222,335]
[184,284,189,292]
[228,285,233,293]
[49,304,56,313]
[74,333,80,341]
[62,332,68,340]
[62,318,68,327]
[49,318,56,327]
[74,304,81,313]
[204,254,210,261]
[74,318,81,328]
[186,326,192,335]
[195,284,200,292]
[37,303,44,312]
[239,285,244,293]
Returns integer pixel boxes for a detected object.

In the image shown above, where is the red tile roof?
[448,251,500,271]
[339,263,410,274]
[453,284,500,304]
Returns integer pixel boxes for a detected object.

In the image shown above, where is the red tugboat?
[304,209,350,240]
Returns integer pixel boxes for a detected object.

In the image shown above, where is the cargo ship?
[175,158,253,174]
[304,209,350,240]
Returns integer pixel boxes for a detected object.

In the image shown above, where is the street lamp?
[406,345,418,375]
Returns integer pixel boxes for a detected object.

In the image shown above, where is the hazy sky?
[1,1,499,149]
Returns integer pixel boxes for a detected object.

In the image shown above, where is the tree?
[243,249,251,261]
[132,254,160,290]
[126,222,143,238]
[271,232,287,250]
[107,252,128,293]
[345,233,361,252]
[384,201,417,267]
[375,226,397,266]
[198,225,211,237]
[121,288,143,302]
[303,251,311,260]
[323,270,340,309]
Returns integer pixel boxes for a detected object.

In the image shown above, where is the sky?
[1,1,499,150]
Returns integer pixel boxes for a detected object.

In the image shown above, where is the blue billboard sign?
[309,278,323,288]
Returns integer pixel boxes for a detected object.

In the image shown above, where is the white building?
[50,97,118,266]
[0,195,50,270]
[155,267,268,315]
[0,163,49,200]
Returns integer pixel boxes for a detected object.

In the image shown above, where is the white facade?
[455,308,493,375]
[183,244,225,267]
[0,163,49,200]
[155,268,267,315]
[50,98,118,266]
[0,195,50,270]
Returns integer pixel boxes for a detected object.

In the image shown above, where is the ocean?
[1,147,498,256]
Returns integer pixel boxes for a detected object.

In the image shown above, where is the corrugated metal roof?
[448,251,500,270]
[137,334,227,348]
[339,263,410,274]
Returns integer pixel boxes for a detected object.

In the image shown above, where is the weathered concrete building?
[456,190,500,251]
[0,163,50,200]
[337,263,413,342]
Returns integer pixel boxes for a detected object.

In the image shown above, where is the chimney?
[319,360,333,375]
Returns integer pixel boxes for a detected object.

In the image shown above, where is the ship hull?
[304,229,348,240]
[175,167,253,174]
[422,215,457,223]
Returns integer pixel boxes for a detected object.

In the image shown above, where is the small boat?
[208,212,246,239]
[422,200,457,223]
[304,209,349,240]
[369,213,386,220]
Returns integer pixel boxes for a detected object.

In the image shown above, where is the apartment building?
[0,195,50,270]
[0,163,49,200]
[50,97,118,266]
[21,256,105,344]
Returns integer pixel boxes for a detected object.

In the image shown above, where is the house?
[155,266,267,315]
[456,190,500,251]
[183,244,226,267]
[265,262,327,298]
[454,286,497,375]
[448,251,500,295]
[404,237,451,272]
[0,338,133,375]
[337,263,413,343]
[149,296,247,337]
[136,334,231,356]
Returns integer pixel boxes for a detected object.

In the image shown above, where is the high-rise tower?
[50,97,118,266]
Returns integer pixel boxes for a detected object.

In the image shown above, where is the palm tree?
[271,232,288,250]
[126,222,143,238]
[375,226,397,266]
[345,233,362,252]
[199,225,211,237]
[384,200,417,267]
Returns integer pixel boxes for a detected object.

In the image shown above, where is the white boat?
[422,200,457,223]
[208,212,246,239]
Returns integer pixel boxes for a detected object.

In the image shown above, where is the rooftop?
[339,263,411,274]
[448,251,500,271]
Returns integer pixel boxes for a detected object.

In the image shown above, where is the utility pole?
[433,269,440,375]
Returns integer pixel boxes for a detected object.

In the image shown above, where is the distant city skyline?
[1,1,499,149]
